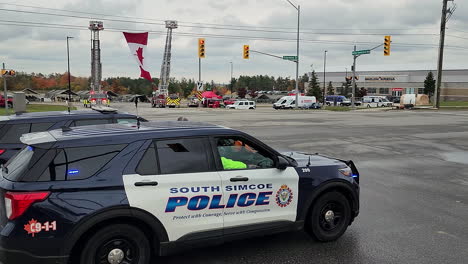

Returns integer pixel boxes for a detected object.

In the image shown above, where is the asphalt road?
[117,103,468,263]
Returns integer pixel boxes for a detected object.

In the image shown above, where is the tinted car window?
[37,144,126,181]
[30,122,55,132]
[0,124,31,143]
[72,119,112,126]
[3,146,48,181]
[136,144,158,175]
[156,138,211,175]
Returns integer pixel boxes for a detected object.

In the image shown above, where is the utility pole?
[323,50,327,104]
[352,46,357,108]
[285,0,300,108]
[67,36,73,113]
[199,58,201,83]
[295,5,300,108]
[434,0,452,108]
[2,63,7,113]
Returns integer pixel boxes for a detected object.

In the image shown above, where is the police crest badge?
[276,184,293,207]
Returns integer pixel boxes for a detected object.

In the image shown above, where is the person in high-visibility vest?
[221,157,247,170]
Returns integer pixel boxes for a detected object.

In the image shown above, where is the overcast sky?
[1,0,467,83]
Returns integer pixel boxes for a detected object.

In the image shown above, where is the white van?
[273,96,316,109]
[226,100,256,109]
[362,96,393,108]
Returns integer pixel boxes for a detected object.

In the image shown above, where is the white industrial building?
[312,69,468,101]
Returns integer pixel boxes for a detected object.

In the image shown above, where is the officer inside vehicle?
[217,138,274,170]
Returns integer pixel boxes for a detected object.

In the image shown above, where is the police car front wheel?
[306,192,351,242]
[80,224,151,264]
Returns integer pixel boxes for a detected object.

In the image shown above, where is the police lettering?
[165,192,273,213]
[225,183,272,192]
[170,184,272,194]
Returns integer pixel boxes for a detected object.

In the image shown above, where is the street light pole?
[286,0,300,109]
[352,45,357,108]
[2,63,7,114]
[323,50,327,104]
[66,36,73,113]
[229,62,233,98]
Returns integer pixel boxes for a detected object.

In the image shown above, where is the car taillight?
[0,149,5,155]
[4,192,50,220]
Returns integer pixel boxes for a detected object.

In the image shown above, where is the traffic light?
[1,69,15,76]
[198,38,205,58]
[384,35,391,56]
[243,45,250,59]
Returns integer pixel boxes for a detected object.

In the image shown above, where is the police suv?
[0,108,145,163]
[0,121,359,264]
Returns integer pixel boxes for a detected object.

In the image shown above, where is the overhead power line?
[0,4,439,34]
[1,19,468,51]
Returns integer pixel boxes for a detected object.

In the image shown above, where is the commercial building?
[312,69,468,101]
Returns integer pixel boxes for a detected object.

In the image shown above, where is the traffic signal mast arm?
[353,43,386,58]
[250,50,297,63]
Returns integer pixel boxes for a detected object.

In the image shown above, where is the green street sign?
[352,50,371,56]
[283,56,298,61]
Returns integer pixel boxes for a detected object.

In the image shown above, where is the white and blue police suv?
[0,121,359,264]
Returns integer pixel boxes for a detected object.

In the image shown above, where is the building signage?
[365,76,396,81]
[392,88,403,91]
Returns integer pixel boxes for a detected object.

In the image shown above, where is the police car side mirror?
[277,156,289,170]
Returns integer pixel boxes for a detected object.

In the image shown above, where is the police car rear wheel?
[80,224,151,264]
[307,192,351,242]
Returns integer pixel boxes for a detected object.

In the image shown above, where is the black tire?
[80,224,151,264]
[306,192,351,242]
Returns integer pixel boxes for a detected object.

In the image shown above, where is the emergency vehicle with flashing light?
[0,107,146,163]
[0,120,359,264]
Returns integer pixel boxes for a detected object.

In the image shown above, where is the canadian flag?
[123,32,152,81]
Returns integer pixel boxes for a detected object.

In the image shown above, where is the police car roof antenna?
[135,96,141,129]
[307,155,311,167]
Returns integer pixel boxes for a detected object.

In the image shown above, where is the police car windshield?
[91,94,106,99]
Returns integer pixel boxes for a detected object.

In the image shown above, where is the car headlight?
[338,167,352,177]
[339,166,358,179]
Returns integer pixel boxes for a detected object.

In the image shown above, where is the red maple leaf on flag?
[24,219,41,237]
[135,47,144,64]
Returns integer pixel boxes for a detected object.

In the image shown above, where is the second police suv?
[0,120,359,264]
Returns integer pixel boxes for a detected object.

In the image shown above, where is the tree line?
[0,71,437,99]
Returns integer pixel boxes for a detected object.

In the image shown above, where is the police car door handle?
[230,176,249,182]
[134,181,159,187]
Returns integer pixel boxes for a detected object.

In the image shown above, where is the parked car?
[0,95,13,108]
[0,107,146,163]
[187,97,200,107]
[226,100,256,109]
[273,96,316,109]
[223,98,237,106]
[325,95,351,106]
[362,96,393,108]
